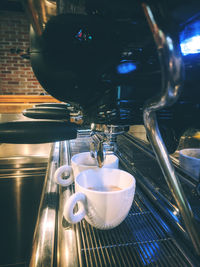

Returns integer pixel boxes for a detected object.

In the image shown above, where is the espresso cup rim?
[75,168,135,195]
[71,152,118,167]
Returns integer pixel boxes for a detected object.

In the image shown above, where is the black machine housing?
[30,0,200,153]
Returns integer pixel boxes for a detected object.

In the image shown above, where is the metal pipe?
[142,2,200,255]
[57,141,79,267]
[29,142,60,266]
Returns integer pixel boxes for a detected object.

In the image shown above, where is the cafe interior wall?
[0,8,46,95]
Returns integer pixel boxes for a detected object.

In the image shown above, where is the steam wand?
[142,2,200,255]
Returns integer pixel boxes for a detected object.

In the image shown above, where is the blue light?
[180,20,200,56]
[117,61,137,74]
[180,35,200,55]
[137,242,161,265]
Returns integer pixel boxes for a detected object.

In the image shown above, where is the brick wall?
[0,10,46,95]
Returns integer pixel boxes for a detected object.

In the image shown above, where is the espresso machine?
[0,0,200,266]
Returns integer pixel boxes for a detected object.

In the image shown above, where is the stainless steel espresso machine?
[0,0,200,266]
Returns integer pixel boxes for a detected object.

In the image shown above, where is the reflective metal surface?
[90,133,106,168]
[117,133,200,240]
[90,124,127,136]
[90,124,129,167]
[64,134,199,267]
[0,143,51,158]
[0,154,47,266]
[57,141,79,267]
[0,156,48,166]
[77,190,195,267]
[29,142,59,267]
[142,3,200,255]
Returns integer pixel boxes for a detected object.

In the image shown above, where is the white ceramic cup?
[64,168,136,230]
[179,148,200,179]
[54,152,119,187]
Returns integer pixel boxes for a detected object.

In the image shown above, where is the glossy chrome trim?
[142,3,200,255]
[29,142,59,266]
[90,133,106,168]
[57,140,79,267]
[90,124,128,167]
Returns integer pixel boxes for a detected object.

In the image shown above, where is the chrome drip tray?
[65,137,198,267]
[0,156,47,178]
[0,143,50,266]
[76,192,193,267]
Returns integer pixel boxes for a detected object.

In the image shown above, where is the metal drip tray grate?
[68,137,195,267]
[76,193,192,267]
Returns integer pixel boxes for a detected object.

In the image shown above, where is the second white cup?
[54,152,119,187]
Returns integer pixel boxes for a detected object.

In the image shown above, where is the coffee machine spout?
[90,133,106,168]
[90,124,129,167]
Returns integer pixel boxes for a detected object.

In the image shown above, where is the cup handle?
[54,165,74,187]
[64,192,86,224]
